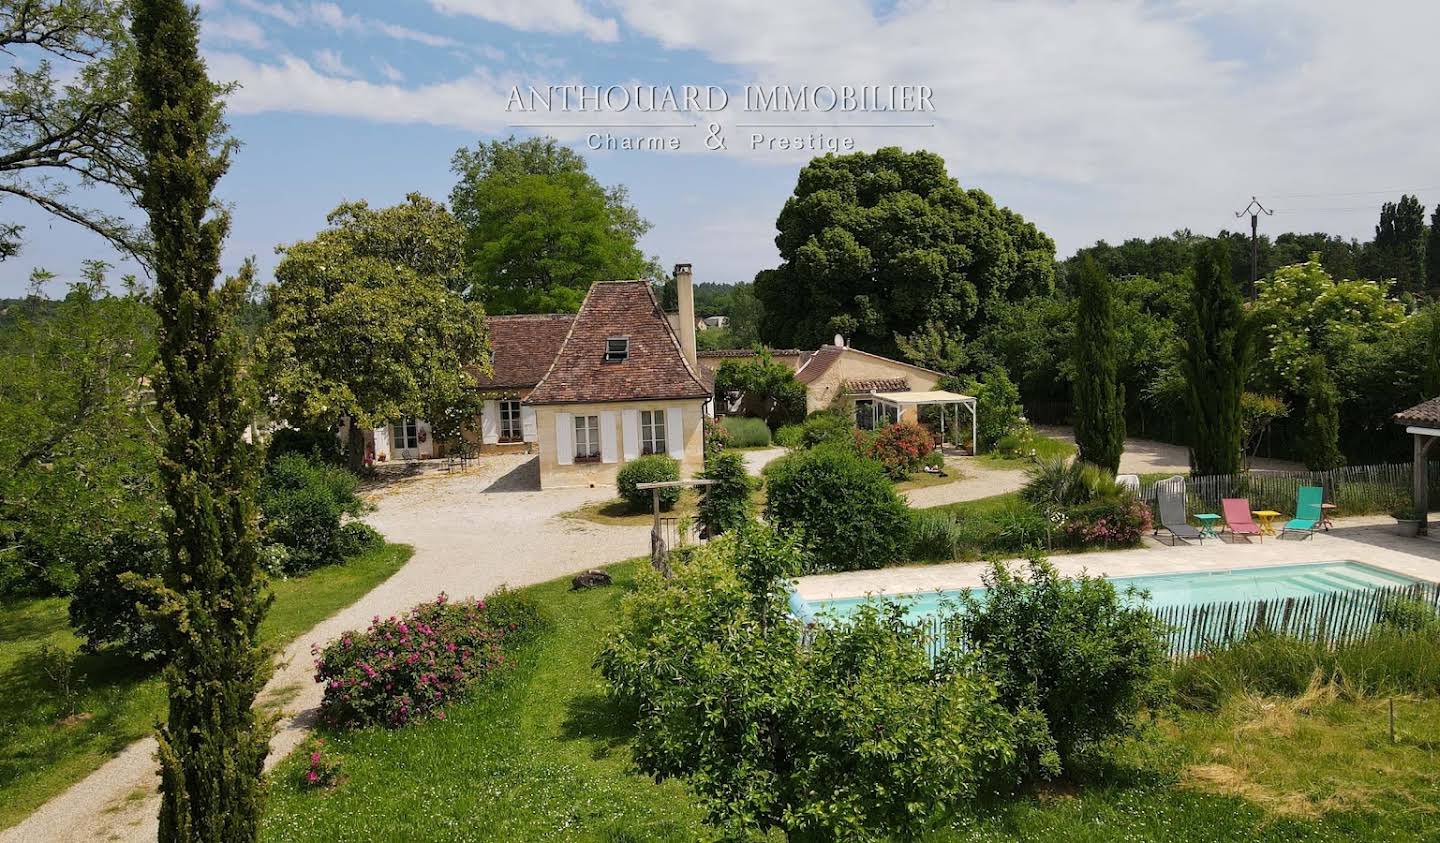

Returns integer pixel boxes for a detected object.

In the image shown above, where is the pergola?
[1394,397,1440,536]
[871,390,979,453]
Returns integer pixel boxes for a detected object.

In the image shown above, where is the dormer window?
[604,336,629,362]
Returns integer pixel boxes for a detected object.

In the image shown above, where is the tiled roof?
[795,344,845,385]
[1395,397,1440,427]
[844,378,911,394]
[525,281,710,405]
[696,348,806,359]
[465,314,574,390]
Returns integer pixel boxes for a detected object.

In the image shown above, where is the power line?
[1269,184,1440,200]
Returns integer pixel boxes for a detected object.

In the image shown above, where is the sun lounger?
[1155,483,1203,545]
[1221,497,1262,542]
[1281,485,1324,539]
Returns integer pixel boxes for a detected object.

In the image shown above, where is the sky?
[4,0,1440,296]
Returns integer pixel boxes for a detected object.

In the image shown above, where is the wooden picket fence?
[1138,460,1440,518]
[803,581,1440,662]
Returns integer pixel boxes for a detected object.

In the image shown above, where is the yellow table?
[1253,510,1281,536]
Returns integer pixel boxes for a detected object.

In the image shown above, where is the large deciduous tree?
[1180,240,1252,475]
[259,194,489,470]
[1071,255,1124,473]
[0,0,147,259]
[131,0,270,838]
[450,135,653,313]
[755,147,1055,354]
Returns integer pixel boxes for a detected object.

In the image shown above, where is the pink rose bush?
[299,736,340,789]
[314,589,541,728]
[1062,496,1151,547]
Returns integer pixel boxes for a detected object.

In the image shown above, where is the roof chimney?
[675,263,696,366]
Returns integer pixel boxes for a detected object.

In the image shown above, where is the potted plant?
[1391,505,1424,537]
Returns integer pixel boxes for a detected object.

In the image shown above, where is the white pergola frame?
[869,390,980,453]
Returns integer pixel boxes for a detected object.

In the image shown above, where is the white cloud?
[230,0,462,49]
[233,0,301,27]
[378,61,405,83]
[429,0,619,43]
[312,48,355,78]
[202,14,269,49]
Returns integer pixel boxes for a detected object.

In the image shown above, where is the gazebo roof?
[1394,397,1440,428]
[871,389,975,405]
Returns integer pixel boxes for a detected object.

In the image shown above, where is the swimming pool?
[793,561,1426,624]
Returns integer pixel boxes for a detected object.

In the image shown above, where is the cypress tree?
[1071,255,1125,473]
[1426,204,1440,293]
[1300,355,1344,470]
[1181,239,1253,475]
[131,2,271,840]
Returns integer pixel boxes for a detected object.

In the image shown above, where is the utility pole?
[1234,196,1273,298]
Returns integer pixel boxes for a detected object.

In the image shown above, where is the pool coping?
[791,520,1440,605]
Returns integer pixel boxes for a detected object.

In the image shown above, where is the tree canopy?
[754,147,1055,355]
[259,194,489,467]
[450,135,653,314]
[0,0,148,260]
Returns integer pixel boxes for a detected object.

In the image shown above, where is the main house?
[360,262,967,488]
[362,265,710,490]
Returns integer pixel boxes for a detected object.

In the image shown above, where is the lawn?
[563,490,699,528]
[262,557,1440,842]
[262,559,703,842]
[0,542,412,830]
[974,432,1076,470]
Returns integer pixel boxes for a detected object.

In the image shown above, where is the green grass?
[0,543,412,830]
[262,559,703,842]
[975,432,1075,470]
[260,557,1440,842]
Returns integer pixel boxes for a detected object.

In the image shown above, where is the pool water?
[796,561,1423,623]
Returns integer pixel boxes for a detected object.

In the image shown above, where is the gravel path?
[3,455,650,843]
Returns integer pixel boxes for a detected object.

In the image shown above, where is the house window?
[854,399,875,431]
[499,400,522,442]
[604,336,629,362]
[640,409,667,455]
[392,418,419,450]
[574,415,601,462]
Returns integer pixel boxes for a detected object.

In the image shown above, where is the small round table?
[1319,503,1338,531]
[1253,510,1281,536]
[1195,513,1222,539]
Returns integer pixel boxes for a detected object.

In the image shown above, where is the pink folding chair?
[1222,498,1262,543]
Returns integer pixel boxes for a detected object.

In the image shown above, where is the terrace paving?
[794,516,1440,602]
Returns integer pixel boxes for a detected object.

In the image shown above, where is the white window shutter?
[665,406,685,460]
[599,411,619,463]
[555,412,573,465]
[621,410,640,460]
[521,405,538,443]
[481,400,500,444]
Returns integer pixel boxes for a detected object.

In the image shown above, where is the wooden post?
[1416,434,1433,537]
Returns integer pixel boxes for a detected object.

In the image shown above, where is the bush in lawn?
[718,416,771,448]
[861,420,935,480]
[598,530,1042,839]
[615,454,681,511]
[259,454,366,572]
[945,368,1022,448]
[909,508,965,562]
[1062,494,1151,548]
[703,416,730,456]
[798,410,856,449]
[763,446,912,571]
[315,591,541,728]
[336,522,383,558]
[1019,458,1121,509]
[68,526,168,662]
[956,553,1169,772]
[477,585,546,647]
[697,451,756,536]
[774,423,804,449]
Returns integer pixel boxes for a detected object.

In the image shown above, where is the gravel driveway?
[3,454,650,843]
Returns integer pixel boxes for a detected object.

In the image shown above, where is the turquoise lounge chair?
[1281,485,1324,539]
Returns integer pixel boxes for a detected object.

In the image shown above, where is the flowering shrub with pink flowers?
[314,589,543,728]
[860,421,937,480]
[299,736,341,789]
[1062,495,1151,548]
